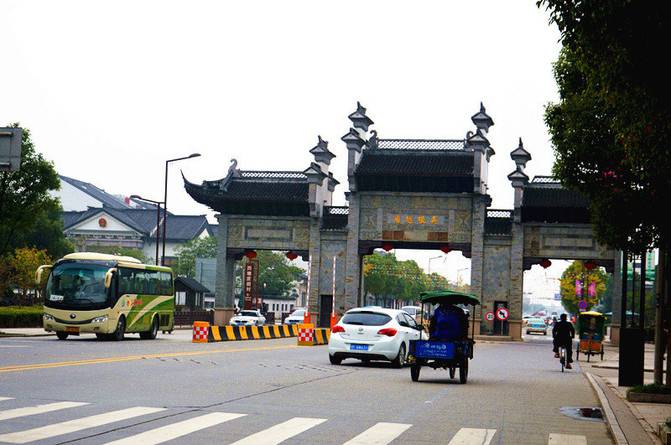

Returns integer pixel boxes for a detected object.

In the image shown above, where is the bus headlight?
[92,316,108,323]
[43,314,55,321]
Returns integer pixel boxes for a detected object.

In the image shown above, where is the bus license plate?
[350,344,368,351]
[65,326,79,334]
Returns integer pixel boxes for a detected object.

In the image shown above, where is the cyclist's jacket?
[552,320,575,344]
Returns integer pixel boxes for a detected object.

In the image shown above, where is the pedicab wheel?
[601,350,604,360]
[459,359,469,384]
[576,350,579,360]
[449,367,456,379]
[411,365,421,382]
[587,351,591,362]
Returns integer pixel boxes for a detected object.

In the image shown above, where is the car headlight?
[92,316,108,323]
[43,314,54,321]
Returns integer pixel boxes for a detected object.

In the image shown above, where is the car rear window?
[342,311,392,326]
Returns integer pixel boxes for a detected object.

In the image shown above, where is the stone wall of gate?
[357,193,473,246]
[523,224,615,263]
[225,216,311,252]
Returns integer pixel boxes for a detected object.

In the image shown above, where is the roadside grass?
[0,306,43,328]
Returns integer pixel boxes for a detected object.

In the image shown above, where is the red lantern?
[584,260,597,270]
[244,250,257,259]
[440,245,451,254]
[540,258,552,269]
[382,242,394,252]
[286,251,298,261]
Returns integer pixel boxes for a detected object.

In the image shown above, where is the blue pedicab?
[408,290,479,384]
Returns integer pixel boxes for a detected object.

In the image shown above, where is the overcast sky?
[2,1,566,300]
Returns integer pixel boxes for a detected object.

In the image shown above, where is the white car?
[401,305,425,323]
[328,307,426,367]
[229,310,266,326]
[284,308,306,325]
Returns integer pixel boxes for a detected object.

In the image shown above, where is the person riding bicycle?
[552,313,576,369]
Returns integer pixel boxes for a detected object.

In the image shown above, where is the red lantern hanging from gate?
[244,249,257,259]
[440,244,451,254]
[539,258,552,269]
[286,251,298,261]
[584,260,597,270]
[382,242,394,252]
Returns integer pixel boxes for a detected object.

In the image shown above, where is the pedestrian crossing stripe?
[342,422,412,445]
[0,406,166,444]
[0,403,592,445]
[448,428,497,445]
[0,401,88,421]
[548,433,587,445]
[102,412,246,445]
[229,417,327,445]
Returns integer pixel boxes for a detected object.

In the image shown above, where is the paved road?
[0,332,612,444]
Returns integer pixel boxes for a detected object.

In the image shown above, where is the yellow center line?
[0,344,298,374]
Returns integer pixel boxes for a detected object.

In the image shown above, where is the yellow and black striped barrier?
[191,323,299,343]
[313,328,330,345]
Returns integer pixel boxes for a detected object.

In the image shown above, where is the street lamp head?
[188,153,201,158]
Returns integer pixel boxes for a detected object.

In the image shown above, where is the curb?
[585,372,628,445]
[0,331,54,338]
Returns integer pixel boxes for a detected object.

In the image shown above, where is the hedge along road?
[0,334,299,373]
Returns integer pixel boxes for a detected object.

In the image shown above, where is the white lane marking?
[448,428,497,445]
[0,406,166,444]
[548,433,587,445]
[230,417,327,445]
[0,401,88,421]
[0,397,13,402]
[102,412,246,445]
[0,346,28,348]
[342,422,412,445]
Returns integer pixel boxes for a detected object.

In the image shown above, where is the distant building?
[54,175,216,265]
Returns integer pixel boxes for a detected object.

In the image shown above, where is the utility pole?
[654,249,665,384]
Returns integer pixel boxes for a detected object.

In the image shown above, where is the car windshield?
[341,311,391,326]
[290,310,305,317]
[401,307,417,315]
[240,311,258,317]
[45,262,110,309]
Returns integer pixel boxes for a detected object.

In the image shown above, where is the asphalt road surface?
[0,331,612,444]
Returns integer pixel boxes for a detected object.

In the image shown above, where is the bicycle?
[559,345,567,372]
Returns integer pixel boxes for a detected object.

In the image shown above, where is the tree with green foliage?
[559,261,608,315]
[0,124,72,257]
[174,236,218,278]
[538,1,671,253]
[363,253,430,302]
[255,251,304,298]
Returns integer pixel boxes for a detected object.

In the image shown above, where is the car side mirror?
[104,268,117,289]
[35,265,52,287]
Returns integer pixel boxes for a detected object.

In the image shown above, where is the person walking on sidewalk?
[553,314,576,369]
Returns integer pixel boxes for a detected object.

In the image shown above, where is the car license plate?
[65,326,79,334]
[350,344,368,351]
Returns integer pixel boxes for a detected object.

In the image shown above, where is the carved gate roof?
[354,139,474,192]
[521,176,590,223]
[183,170,310,216]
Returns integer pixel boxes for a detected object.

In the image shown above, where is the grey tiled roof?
[355,150,474,176]
[60,175,130,209]
[521,179,590,223]
[484,210,513,236]
[175,276,211,293]
[62,207,209,241]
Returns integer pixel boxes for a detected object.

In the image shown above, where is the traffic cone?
[330,313,338,329]
[303,310,311,324]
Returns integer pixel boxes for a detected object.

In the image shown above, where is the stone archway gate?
[184,103,621,340]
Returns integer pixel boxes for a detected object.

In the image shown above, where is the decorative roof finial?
[348,101,374,131]
[510,137,532,168]
[309,135,335,165]
[471,102,494,133]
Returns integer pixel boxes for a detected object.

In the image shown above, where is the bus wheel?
[140,317,159,340]
[56,332,68,340]
[95,333,106,341]
[112,316,126,341]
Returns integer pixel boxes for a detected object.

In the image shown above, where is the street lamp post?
[129,195,164,265]
[162,153,201,265]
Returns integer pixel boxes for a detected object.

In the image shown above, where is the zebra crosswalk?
[0,396,591,444]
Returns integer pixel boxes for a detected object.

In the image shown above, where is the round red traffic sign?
[485,312,495,322]
[495,307,510,321]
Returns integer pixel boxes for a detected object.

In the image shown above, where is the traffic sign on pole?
[485,312,495,322]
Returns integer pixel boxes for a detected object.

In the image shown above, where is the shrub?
[0,306,43,328]
[628,383,671,395]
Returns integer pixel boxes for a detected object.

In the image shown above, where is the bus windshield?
[44,262,110,310]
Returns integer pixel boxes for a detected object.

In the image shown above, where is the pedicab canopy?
[419,290,480,306]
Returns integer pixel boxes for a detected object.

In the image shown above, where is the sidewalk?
[583,341,671,444]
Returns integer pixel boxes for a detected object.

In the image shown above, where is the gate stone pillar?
[470,195,487,333]
[214,214,236,325]
[344,193,362,308]
[307,219,322,319]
